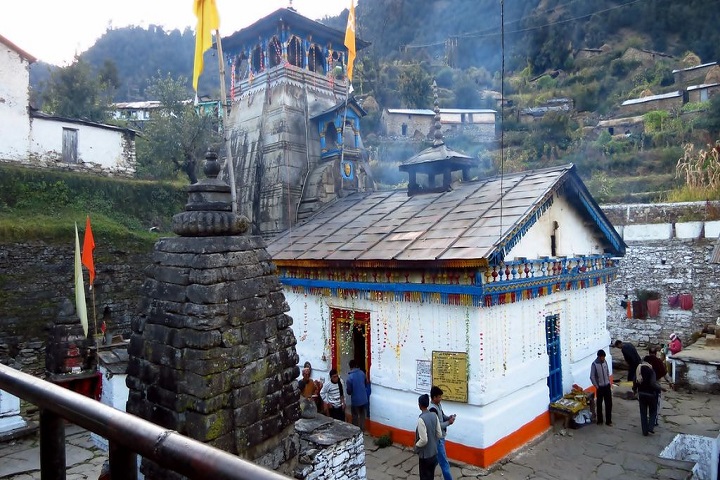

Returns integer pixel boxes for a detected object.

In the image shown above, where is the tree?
[134,73,220,184]
[397,64,432,108]
[41,57,115,122]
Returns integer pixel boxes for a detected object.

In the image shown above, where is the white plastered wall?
[29,117,134,174]
[0,44,32,161]
[286,283,611,451]
[507,194,605,259]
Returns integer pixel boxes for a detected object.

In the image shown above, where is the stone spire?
[127,149,301,479]
[172,149,249,237]
[432,80,445,147]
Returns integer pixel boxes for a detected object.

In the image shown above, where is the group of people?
[414,386,456,480]
[591,334,681,437]
[298,360,371,431]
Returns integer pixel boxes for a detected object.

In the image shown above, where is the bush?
[374,433,393,448]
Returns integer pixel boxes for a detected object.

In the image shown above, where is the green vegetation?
[0,164,185,244]
[24,0,720,202]
[134,73,221,183]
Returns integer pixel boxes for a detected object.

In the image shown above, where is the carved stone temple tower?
[221,7,372,237]
[126,151,301,479]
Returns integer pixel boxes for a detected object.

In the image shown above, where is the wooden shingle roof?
[267,164,625,266]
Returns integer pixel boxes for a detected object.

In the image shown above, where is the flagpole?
[214,30,237,214]
[341,0,356,192]
[91,289,98,340]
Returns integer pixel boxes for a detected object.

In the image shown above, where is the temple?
[221,7,372,237]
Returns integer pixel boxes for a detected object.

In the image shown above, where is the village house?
[686,82,720,103]
[620,90,685,116]
[380,107,496,142]
[519,97,574,123]
[266,112,625,467]
[673,61,718,87]
[0,34,136,176]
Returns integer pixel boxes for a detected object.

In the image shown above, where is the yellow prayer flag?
[344,0,356,82]
[74,223,89,337]
[193,0,220,92]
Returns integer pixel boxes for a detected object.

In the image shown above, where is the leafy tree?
[694,95,720,138]
[397,64,432,108]
[41,57,115,122]
[135,73,220,184]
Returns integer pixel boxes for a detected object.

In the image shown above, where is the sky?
[1,0,348,66]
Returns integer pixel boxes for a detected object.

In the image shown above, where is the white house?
[381,108,496,141]
[0,34,136,176]
[267,161,625,468]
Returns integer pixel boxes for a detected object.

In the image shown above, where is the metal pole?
[40,408,65,480]
[0,364,290,480]
[109,439,138,480]
[215,30,238,214]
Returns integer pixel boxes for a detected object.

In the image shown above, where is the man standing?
[429,386,456,480]
[346,359,369,431]
[644,346,672,427]
[614,339,642,382]
[415,394,441,480]
[589,349,613,426]
[320,369,346,421]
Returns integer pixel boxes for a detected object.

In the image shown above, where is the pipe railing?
[0,364,291,480]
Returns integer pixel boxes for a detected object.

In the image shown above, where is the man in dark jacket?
[415,394,441,480]
[634,362,662,436]
[644,346,673,427]
[614,339,642,382]
[346,360,369,431]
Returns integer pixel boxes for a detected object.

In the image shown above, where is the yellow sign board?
[431,351,468,403]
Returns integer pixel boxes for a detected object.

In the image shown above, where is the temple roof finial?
[432,80,444,147]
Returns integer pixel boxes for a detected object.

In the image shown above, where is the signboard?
[431,351,468,403]
[416,359,432,393]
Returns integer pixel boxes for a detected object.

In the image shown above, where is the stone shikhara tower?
[126,151,301,479]
[221,7,372,237]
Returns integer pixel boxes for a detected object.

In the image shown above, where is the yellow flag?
[344,0,356,82]
[193,0,220,92]
[74,223,89,337]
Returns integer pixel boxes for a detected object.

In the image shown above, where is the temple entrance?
[545,313,562,402]
[330,308,370,377]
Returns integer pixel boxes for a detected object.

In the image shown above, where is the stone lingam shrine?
[125,150,302,479]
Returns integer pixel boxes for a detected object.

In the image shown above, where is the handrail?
[0,364,291,480]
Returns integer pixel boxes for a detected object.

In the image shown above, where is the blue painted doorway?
[545,314,563,402]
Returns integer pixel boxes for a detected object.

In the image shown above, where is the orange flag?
[82,216,96,286]
[193,0,220,91]
[344,0,356,82]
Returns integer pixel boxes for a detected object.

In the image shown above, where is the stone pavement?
[2,387,719,479]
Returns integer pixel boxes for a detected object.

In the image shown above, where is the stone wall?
[0,241,149,376]
[295,416,366,480]
[604,201,720,348]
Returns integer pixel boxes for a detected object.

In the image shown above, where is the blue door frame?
[545,314,563,402]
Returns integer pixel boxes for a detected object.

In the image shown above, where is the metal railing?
[0,364,291,480]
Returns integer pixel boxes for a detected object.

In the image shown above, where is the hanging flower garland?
[464,306,471,372]
[392,306,411,361]
[299,293,309,342]
[319,297,329,361]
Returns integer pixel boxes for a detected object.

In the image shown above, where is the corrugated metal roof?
[267,164,624,264]
[687,83,720,91]
[386,109,435,115]
[622,91,682,106]
[672,62,718,74]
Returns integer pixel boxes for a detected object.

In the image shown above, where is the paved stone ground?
[2,386,719,479]
[364,386,720,480]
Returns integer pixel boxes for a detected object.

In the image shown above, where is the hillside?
[27,0,720,202]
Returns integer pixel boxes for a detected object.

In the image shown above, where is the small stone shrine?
[126,150,301,479]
